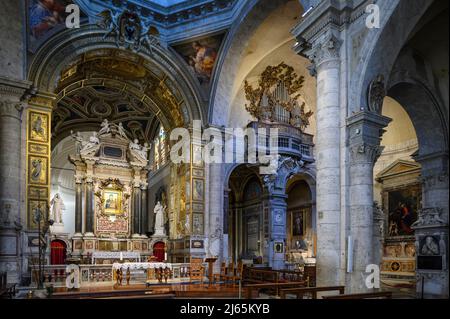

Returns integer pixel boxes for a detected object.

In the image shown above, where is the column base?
[83,232,95,238]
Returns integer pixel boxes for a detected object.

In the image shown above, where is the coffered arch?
[27,25,205,145]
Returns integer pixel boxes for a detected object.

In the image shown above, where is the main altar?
[68,121,156,260]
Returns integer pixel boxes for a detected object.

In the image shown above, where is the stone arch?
[386,81,447,157]
[27,25,205,130]
[286,169,317,201]
[350,0,434,112]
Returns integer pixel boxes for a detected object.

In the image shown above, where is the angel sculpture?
[96,10,119,40]
[98,119,110,136]
[140,26,160,55]
[117,122,128,139]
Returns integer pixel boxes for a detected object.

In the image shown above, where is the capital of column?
[347,111,392,165]
[0,100,24,120]
[74,174,84,184]
[294,30,342,76]
[140,181,148,190]
[85,175,94,184]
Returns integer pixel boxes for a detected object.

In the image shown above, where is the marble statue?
[98,119,110,136]
[154,201,166,236]
[117,122,128,139]
[368,74,386,114]
[185,214,190,234]
[139,143,150,160]
[129,139,148,164]
[208,218,222,257]
[50,193,65,224]
[80,132,100,156]
[421,236,439,255]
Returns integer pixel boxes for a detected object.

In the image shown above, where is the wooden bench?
[0,284,17,299]
[242,268,304,285]
[280,285,345,299]
[322,291,392,299]
[0,272,16,299]
[244,281,307,299]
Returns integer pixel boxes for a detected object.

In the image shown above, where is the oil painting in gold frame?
[103,189,122,215]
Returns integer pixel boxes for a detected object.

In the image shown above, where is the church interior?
[0,0,448,300]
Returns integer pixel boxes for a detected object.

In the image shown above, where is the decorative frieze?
[262,156,305,193]
[412,208,447,229]
[349,143,384,164]
[347,110,392,165]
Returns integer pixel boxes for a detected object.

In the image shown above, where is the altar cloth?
[112,262,172,270]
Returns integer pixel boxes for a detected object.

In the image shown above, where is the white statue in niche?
[70,130,84,154]
[208,217,222,257]
[50,193,65,224]
[153,201,166,236]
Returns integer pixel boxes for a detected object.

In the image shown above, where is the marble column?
[347,111,391,292]
[207,163,225,272]
[84,177,94,236]
[74,176,83,235]
[308,32,343,286]
[133,186,141,236]
[0,78,30,284]
[140,184,148,236]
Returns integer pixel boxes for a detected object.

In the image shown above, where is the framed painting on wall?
[387,186,420,237]
[291,211,305,237]
[103,189,122,215]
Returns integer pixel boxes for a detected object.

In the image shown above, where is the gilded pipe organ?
[68,121,152,257]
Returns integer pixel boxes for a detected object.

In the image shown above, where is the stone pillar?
[207,163,224,272]
[414,152,449,298]
[0,78,30,284]
[133,186,141,236]
[74,175,83,235]
[346,111,391,292]
[305,31,343,286]
[141,184,148,236]
[84,176,94,236]
[235,204,243,264]
[223,189,230,263]
[267,193,288,270]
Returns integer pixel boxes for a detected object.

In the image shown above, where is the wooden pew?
[0,272,16,299]
[242,268,304,285]
[322,291,392,299]
[244,281,307,299]
[280,285,345,299]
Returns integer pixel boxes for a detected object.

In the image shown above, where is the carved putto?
[244,62,313,131]
[129,139,150,165]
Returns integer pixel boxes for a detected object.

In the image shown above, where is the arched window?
[153,126,168,170]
